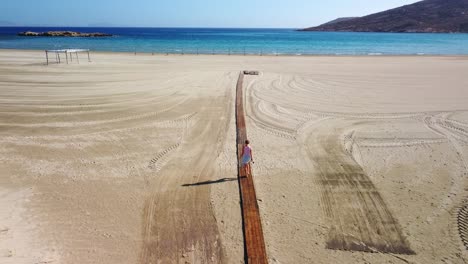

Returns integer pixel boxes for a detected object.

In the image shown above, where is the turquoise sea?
[1,27,468,55]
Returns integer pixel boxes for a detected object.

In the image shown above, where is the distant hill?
[301,0,468,33]
[320,17,359,26]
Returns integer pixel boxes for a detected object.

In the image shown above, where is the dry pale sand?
[0,50,468,264]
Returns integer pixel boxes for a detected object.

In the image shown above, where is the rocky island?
[18,31,112,37]
[300,0,468,33]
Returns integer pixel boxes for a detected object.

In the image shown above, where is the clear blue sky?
[1,0,420,28]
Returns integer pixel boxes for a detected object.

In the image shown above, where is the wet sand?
[1,50,468,263]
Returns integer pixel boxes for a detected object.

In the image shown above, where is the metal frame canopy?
[45,49,91,65]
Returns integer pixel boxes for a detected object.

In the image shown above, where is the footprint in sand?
[0,227,9,234]
[1,249,14,258]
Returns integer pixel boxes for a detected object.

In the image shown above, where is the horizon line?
[0,25,302,30]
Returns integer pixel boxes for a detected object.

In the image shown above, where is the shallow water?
[1,27,468,55]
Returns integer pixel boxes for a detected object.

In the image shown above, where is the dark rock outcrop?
[301,0,468,33]
[18,31,112,37]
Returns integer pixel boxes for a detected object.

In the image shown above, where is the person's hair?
[245,140,250,144]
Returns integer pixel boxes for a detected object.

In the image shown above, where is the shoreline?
[2,48,468,58]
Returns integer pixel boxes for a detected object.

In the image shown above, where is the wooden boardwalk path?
[235,72,268,264]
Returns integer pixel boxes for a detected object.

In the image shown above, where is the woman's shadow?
[182,177,245,187]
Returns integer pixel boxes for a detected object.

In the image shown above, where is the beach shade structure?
[45,49,91,65]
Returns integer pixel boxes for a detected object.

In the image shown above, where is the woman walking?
[241,140,254,177]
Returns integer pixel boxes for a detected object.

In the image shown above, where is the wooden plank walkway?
[236,72,269,264]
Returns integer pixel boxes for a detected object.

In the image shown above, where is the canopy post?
[44,49,90,65]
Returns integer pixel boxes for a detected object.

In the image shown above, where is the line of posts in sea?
[132,47,306,56]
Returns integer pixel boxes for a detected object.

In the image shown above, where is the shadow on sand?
[182,177,244,187]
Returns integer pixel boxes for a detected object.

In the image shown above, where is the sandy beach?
[1,50,468,263]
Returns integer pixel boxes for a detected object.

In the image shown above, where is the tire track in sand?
[304,119,415,254]
[457,203,468,250]
[139,74,234,264]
